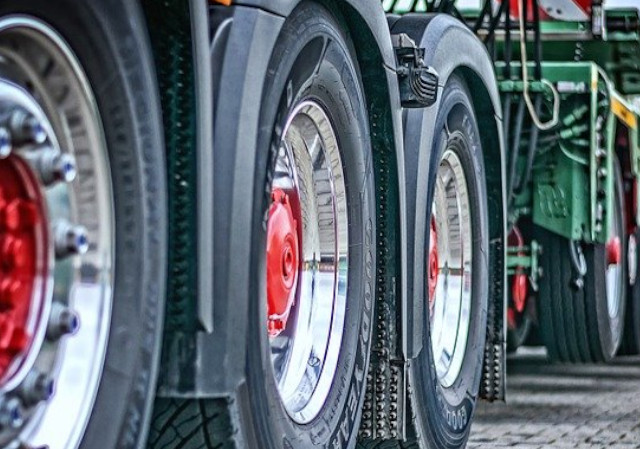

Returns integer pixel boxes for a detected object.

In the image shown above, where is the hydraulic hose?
[508,97,526,205]
[514,93,542,195]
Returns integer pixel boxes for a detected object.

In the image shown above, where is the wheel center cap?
[508,226,528,314]
[428,216,438,309]
[266,189,299,337]
[606,236,621,266]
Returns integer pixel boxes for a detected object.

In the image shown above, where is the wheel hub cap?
[606,236,621,266]
[428,217,439,307]
[0,159,47,380]
[266,189,299,337]
[508,226,528,315]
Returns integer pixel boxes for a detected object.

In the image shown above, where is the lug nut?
[18,370,55,405]
[22,147,77,186]
[0,127,11,159]
[0,397,23,429]
[8,110,46,145]
[53,220,89,258]
[46,302,80,341]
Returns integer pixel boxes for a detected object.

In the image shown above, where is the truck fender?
[392,13,507,400]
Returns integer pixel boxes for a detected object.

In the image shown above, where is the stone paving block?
[469,352,640,449]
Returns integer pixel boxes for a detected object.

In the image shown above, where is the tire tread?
[149,399,237,449]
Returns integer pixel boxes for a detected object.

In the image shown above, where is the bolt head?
[22,115,46,145]
[0,397,23,429]
[54,153,77,183]
[59,309,80,335]
[0,128,11,159]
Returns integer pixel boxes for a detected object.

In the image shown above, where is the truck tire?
[0,2,167,449]
[359,75,489,449]
[507,304,534,352]
[536,160,626,362]
[411,74,489,449]
[150,3,376,448]
[621,229,640,354]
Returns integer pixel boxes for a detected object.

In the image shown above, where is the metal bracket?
[506,240,541,291]
[392,33,438,108]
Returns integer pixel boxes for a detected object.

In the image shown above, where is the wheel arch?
[391,13,507,400]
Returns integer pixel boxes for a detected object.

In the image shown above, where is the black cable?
[450,6,464,22]
[503,93,513,168]
[473,0,491,32]
[532,0,543,80]
[514,93,542,195]
[483,0,509,44]
[504,0,512,78]
[508,98,526,204]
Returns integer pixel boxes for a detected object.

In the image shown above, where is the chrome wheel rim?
[267,100,348,424]
[605,190,623,320]
[0,17,114,449]
[428,148,472,388]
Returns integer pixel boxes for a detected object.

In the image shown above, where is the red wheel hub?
[0,157,46,380]
[428,216,439,310]
[266,189,299,337]
[607,236,621,266]
[508,226,528,316]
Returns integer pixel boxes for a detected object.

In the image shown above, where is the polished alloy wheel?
[428,148,473,388]
[267,100,348,424]
[0,17,114,449]
[606,192,623,321]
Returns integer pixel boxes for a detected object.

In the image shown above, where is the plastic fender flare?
[391,13,507,382]
[235,0,398,70]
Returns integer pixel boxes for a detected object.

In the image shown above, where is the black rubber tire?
[410,75,489,449]
[359,75,489,449]
[0,1,168,448]
[507,305,534,352]
[150,3,376,449]
[621,228,640,354]
[408,75,489,449]
[536,160,626,363]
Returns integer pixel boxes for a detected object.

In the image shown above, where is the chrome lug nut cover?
[22,148,77,186]
[17,371,54,406]
[0,399,23,430]
[7,110,46,145]
[46,303,79,341]
[53,220,89,258]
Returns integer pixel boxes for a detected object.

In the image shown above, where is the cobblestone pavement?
[469,348,640,448]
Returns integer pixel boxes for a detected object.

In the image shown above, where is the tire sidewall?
[245,4,375,448]
[413,75,489,447]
